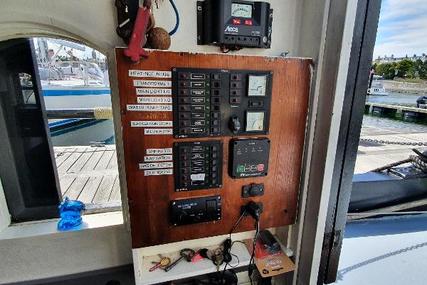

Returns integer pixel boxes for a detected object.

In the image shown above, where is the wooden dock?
[365,103,427,123]
[365,102,427,114]
[54,145,121,211]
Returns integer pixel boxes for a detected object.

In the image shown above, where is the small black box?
[229,138,270,178]
[170,196,222,226]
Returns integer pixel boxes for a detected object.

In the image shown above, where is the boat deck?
[54,145,121,211]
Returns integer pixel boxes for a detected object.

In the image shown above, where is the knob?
[229,116,241,134]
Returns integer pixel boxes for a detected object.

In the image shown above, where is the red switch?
[257,164,265,172]
[244,19,253,25]
[232,18,241,25]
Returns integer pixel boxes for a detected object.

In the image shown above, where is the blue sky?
[374,0,427,58]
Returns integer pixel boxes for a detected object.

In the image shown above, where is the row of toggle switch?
[174,141,222,191]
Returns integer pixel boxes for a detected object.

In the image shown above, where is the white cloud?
[373,0,427,58]
[379,0,427,21]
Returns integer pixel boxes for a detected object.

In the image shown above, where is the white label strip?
[146,148,173,155]
[134,80,172,88]
[144,169,173,176]
[137,97,172,104]
[139,162,173,170]
[144,155,173,162]
[127,104,172,112]
[131,121,173,128]
[129,70,171,78]
[144,128,173,135]
[190,173,206,181]
[136,88,172,96]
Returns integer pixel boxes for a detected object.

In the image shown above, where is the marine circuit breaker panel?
[116,49,311,248]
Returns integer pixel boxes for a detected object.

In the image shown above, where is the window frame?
[0,38,61,222]
[315,0,411,283]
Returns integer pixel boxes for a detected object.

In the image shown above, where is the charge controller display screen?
[231,3,253,18]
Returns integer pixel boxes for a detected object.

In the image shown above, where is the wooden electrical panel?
[116,49,311,248]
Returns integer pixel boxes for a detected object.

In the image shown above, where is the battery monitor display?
[197,0,273,49]
[231,3,253,18]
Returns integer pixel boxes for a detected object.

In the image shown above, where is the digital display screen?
[231,3,253,18]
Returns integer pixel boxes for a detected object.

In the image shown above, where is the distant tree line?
[373,59,427,80]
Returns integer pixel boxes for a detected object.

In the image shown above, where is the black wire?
[228,252,240,268]
[248,220,260,285]
[168,0,180,35]
[218,210,247,284]
[229,210,246,238]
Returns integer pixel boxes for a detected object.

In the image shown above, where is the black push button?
[179,128,190,134]
[230,82,242,89]
[179,97,191,104]
[230,97,241,104]
[230,89,242,96]
[179,89,189,96]
[211,127,220,133]
[179,105,191,111]
[179,81,190,87]
[179,72,190,79]
[179,120,191,127]
[179,112,191,119]
[212,74,221,80]
[230,73,242,81]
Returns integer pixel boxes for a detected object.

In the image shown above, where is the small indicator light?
[237,165,245,173]
[233,19,241,25]
[244,19,253,25]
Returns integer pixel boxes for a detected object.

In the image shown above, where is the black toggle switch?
[229,116,241,134]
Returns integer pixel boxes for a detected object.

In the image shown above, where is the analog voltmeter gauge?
[246,111,265,131]
[248,75,267,96]
[231,3,253,18]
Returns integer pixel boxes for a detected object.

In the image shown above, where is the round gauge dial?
[231,3,253,18]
